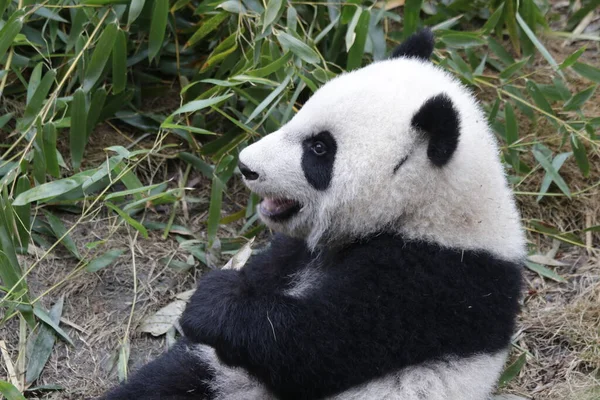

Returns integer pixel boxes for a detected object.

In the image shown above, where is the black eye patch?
[302,131,337,191]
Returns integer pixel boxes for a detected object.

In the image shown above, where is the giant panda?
[102,28,525,400]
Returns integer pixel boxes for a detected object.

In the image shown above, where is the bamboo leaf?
[207,175,225,245]
[22,69,56,125]
[0,380,25,400]
[43,210,81,259]
[563,85,596,111]
[570,134,589,178]
[106,202,149,238]
[86,249,126,272]
[537,151,570,202]
[14,176,31,251]
[42,123,60,178]
[169,93,233,116]
[83,22,118,92]
[516,13,563,77]
[148,0,169,62]
[27,63,43,105]
[275,30,320,64]
[524,261,566,283]
[263,0,283,31]
[498,353,527,387]
[246,52,292,77]
[70,88,87,170]
[12,176,86,206]
[26,298,64,385]
[403,0,423,38]
[482,3,505,34]
[559,47,586,70]
[186,12,228,47]
[245,76,291,123]
[572,62,600,84]
[499,58,529,80]
[532,146,571,198]
[33,302,74,346]
[525,80,555,117]
[127,0,146,26]
[347,9,370,71]
[112,29,127,94]
[0,17,23,63]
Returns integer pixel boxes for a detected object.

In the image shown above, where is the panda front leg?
[102,338,216,400]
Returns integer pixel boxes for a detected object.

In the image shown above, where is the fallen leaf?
[222,238,254,270]
[139,300,187,337]
[527,254,569,267]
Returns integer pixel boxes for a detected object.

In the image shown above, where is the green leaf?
[14,176,31,251]
[42,123,60,178]
[86,249,126,272]
[106,202,149,239]
[70,88,87,170]
[0,380,26,400]
[0,112,13,129]
[33,302,74,346]
[563,85,596,111]
[499,58,529,80]
[488,37,515,66]
[87,88,107,138]
[83,22,118,92]
[532,146,571,198]
[559,47,586,70]
[246,52,292,78]
[525,80,555,117]
[516,13,563,78]
[22,69,56,126]
[179,152,214,179]
[207,175,225,245]
[169,93,233,116]
[112,29,127,94]
[345,7,362,51]
[440,32,486,48]
[347,10,370,71]
[148,0,169,62]
[12,176,86,206]
[127,0,145,26]
[482,3,505,34]
[498,352,527,387]
[572,62,600,84]
[275,31,320,64]
[245,75,291,123]
[525,261,566,283]
[43,210,81,259]
[537,151,570,202]
[0,17,23,63]
[27,63,43,105]
[186,12,228,47]
[504,103,519,171]
[504,0,520,55]
[263,0,283,31]
[403,0,423,38]
[26,298,64,385]
[570,134,589,178]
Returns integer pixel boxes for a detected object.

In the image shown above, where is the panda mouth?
[259,197,302,221]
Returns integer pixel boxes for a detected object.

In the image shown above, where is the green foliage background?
[0,0,599,396]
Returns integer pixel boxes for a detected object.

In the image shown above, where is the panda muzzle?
[259,197,302,221]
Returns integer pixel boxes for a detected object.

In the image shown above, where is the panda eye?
[311,141,327,156]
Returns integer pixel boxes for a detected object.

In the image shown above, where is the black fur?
[392,154,409,174]
[412,93,461,167]
[301,131,337,190]
[102,338,215,400]
[170,233,523,400]
[390,28,435,60]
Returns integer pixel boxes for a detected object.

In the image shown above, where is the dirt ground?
[2,4,600,399]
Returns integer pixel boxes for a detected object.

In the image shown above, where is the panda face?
[239,43,525,260]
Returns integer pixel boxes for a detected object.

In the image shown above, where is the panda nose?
[238,162,259,181]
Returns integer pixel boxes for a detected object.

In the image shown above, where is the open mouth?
[259,197,302,221]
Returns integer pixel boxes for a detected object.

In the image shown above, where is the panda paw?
[180,269,249,347]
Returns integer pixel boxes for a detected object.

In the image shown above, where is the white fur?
[284,263,323,298]
[239,58,526,261]
[191,343,507,400]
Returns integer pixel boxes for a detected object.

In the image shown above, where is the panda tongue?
[261,197,296,215]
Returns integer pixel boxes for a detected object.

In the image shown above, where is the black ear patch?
[302,131,337,190]
[390,28,435,60]
[411,94,460,167]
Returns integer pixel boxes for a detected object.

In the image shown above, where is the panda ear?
[411,94,460,167]
[390,28,435,60]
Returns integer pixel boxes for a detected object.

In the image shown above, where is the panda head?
[239,29,525,261]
